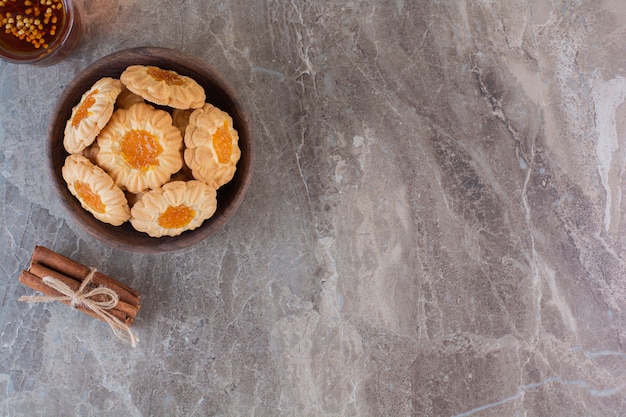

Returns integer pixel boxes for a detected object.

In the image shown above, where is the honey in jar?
[0,0,80,65]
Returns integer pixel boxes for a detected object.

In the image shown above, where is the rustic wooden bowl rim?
[46,47,254,253]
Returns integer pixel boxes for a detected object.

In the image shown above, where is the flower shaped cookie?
[81,142,100,165]
[62,154,130,226]
[120,65,205,109]
[96,102,183,193]
[116,86,145,109]
[130,180,217,237]
[63,77,122,154]
[184,103,241,189]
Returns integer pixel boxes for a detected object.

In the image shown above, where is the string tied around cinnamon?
[18,268,138,347]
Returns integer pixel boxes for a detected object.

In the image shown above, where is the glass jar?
[0,0,81,66]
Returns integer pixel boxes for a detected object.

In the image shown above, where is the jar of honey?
[0,0,80,65]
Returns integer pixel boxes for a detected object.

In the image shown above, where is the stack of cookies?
[61,65,241,237]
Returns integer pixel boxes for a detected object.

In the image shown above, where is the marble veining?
[1,0,625,415]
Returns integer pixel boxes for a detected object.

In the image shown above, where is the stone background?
[1,0,625,415]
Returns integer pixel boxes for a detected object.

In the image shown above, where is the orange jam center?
[147,67,184,86]
[74,181,106,213]
[72,90,98,127]
[120,130,163,171]
[158,204,196,229]
[212,121,232,163]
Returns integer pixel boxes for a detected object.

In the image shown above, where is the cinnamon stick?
[31,246,140,308]
[28,262,137,324]
[18,270,132,325]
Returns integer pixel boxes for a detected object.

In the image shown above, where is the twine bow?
[19,268,138,347]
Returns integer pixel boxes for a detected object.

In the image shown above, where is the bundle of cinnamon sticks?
[18,246,140,326]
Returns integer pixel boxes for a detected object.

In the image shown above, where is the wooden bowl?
[47,47,254,253]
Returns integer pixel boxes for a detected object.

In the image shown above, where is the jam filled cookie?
[116,86,145,109]
[120,65,205,110]
[96,102,183,193]
[62,154,130,226]
[81,142,100,165]
[63,77,122,154]
[130,180,217,237]
[184,103,241,189]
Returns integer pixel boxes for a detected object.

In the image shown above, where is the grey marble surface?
[1,0,626,415]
